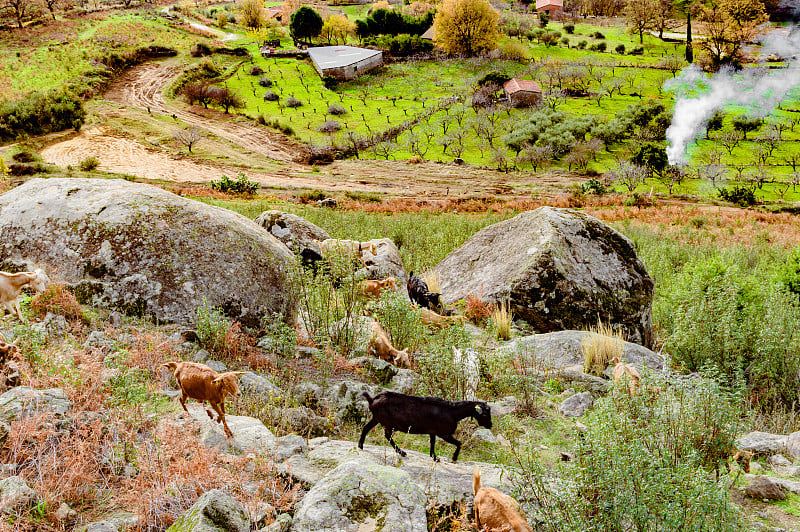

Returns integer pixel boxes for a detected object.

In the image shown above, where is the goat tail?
[361,391,374,404]
[473,466,482,495]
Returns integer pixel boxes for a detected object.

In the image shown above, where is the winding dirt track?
[103,61,300,162]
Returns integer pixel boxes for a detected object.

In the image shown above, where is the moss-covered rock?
[0,178,294,327]
[429,206,654,347]
[291,460,427,532]
[168,489,250,532]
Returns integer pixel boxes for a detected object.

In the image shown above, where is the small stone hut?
[536,0,564,19]
[503,78,542,107]
[307,46,383,80]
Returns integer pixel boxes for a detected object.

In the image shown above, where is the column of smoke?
[665,24,800,165]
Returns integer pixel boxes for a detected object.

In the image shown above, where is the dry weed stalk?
[421,271,441,294]
[582,321,624,377]
[491,301,512,341]
[464,294,495,325]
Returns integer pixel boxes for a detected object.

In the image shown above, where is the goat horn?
[474,405,483,414]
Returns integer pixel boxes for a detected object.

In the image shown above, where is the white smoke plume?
[665,26,800,165]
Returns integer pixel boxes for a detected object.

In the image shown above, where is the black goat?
[407,272,442,310]
[300,247,325,275]
[358,391,492,462]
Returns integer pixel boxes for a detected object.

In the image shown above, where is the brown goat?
[1,269,50,320]
[359,277,397,299]
[0,333,19,363]
[367,321,411,368]
[731,450,753,474]
[417,307,466,329]
[473,467,533,532]
[161,361,244,438]
[610,356,641,395]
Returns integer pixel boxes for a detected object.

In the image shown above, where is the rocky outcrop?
[0,179,294,326]
[0,386,72,422]
[498,330,664,372]
[428,207,654,347]
[253,210,329,253]
[168,489,250,532]
[559,391,594,418]
[277,440,510,505]
[0,476,38,514]
[743,475,787,500]
[359,238,407,284]
[737,431,789,455]
[176,404,277,455]
[291,460,427,532]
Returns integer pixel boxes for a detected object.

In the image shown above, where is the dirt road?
[103,61,301,163]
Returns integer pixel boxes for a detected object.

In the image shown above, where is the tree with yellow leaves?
[698,0,768,69]
[433,0,499,56]
[238,0,267,29]
[320,14,356,45]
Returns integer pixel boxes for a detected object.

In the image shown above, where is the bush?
[563,22,574,34]
[510,372,745,532]
[477,70,511,87]
[590,30,605,39]
[372,290,425,351]
[29,284,88,323]
[263,90,279,101]
[718,185,756,206]
[79,156,99,171]
[210,172,259,195]
[317,120,342,133]
[248,65,263,76]
[560,37,570,47]
[577,40,587,49]
[580,177,607,195]
[629,45,644,55]
[615,43,625,54]
[498,40,531,61]
[258,77,273,87]
[285,96,303,108]
[327,104,346,115]
[0,90,85,143]
[589,41,606,52]
[322,76,339,89]
[195,297,230,353]
[377,33,433,56]
[12,151,34,163]
[190,43,212,57]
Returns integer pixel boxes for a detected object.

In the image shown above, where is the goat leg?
[384,428,407,457]
[358,418,378,449]
[429,434,439,462]
[179,392,190,414]
[440,434,461,462]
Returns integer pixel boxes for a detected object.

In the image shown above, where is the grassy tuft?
[582,321,624,376]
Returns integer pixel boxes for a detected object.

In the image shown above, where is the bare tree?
[609,160,648,192]
[173,127,202,153]
[719,130,743,156]
[518,144,553,172]
[372,139,397,160]
[1,0,38,28]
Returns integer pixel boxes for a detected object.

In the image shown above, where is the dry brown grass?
[421,271,441,294]
[463,294,495,325]
[582,321,624,377]
[29,284,88,323]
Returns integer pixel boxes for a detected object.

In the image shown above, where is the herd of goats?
[0,237,653,531]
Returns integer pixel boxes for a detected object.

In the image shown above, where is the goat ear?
[212,376,223,384]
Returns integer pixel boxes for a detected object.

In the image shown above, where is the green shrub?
[327,104,346,115]
[79,155,99,171]
[577,40,587,49]
[371,290,425,351]
[718,185,756,206]
[477,70,511,87]
[629,45,644,55]
[258,77,273,87]
[414,323,472,399]
[285,96,303,108]
[615,43,625,54]
[589,41,606,52]
[0,90,85,142]
[510,373,745,532]
[498,40,531,61]
[580,177,606,195]
[195,297,230,353]
[263,90,279,102]
[210,172,258,195]
[563,22,575,34]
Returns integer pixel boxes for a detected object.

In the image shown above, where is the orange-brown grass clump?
[129,331,178,377]
[222,322,258,366]
[1,407,298,530]
[29,284,88,324]
[463,294,495,325]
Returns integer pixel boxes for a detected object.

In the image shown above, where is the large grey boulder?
[359,238,408,285]
[743,475,787,500]
[0,386,72,422]
[559,391,594,418]
[0,179,294,327]
[182,404,277,455]
[0,476,38,514]
[737,431,789,455]
[429,207,654,347]
[498,330,664,372]
[253,210,329,253]
[168,489,250,532]
[291,460,427,532]
[238,372,282,401]
[278,439,509,505]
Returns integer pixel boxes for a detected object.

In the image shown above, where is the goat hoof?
[433,456,440,462]
[399,450,407,457]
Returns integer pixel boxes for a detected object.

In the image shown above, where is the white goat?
[0,269,50,320]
